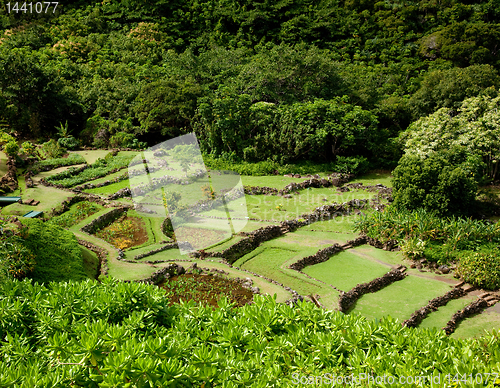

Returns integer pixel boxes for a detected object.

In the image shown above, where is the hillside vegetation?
[1,0,500,169]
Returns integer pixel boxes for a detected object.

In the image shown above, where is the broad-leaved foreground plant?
[0,278,499,387]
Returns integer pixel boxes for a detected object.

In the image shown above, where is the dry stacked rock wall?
[338,268,407,312]
[80,207,128,234]
[346,235,399,251]
[0,157,18,193]
[289,244,343,271]
[77,239,108,276]
[443,298,489,335]
[193,199,369,264]
[403,287,467,328]
[134,263,186,284]
[133,243,178,260]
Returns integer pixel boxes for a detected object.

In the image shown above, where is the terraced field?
[1,150,499,337]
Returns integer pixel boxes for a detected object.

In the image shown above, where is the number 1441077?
[6,2,58,13]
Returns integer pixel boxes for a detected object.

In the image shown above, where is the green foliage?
[2,141,19,158]
[19,141,36,157]
[355,207,500,264]
[39,139,66,159]
[58,136,80,150]
[133,78,203,138]
[49,202,102,229]
[45,155,134,187]
[392,151,478,217]
[419,22,500,67]
[19,218,88,283]
[0,279,499,386]
[232,43,347,104]
[196,94,378,163]
[3,0,500,168]
[409,65,500,119]
[334,156,370,175]
[457,250,500,290]
[400,94,500,181]
[30,153,86,174]
[0,218,36,280]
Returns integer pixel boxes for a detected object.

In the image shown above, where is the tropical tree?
[400,94,500,181]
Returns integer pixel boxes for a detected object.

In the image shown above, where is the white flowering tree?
[400,94,500,181]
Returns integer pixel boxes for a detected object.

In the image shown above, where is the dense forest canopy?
[1,0,500,167]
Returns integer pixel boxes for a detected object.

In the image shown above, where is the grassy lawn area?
[1,185,75,217]
[451,308,500,339]
[303,250,391,292]
[349,170,393,187]
[245,188,375,222]
[350,275,453,322]
[81,246,99,280]
[85,179,130,194]
[300,214,363,238]
[419,295,478,330]
[33,164,87,182]
[231,231,344,307]
[72,150,111,164]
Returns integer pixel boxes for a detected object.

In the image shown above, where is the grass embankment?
[350,276,454,322]
[232,230,345,307]
[303,249,390,292]
[20,218,89,283]
[81,246,100,279]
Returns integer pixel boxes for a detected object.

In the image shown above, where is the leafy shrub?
[355,207,500,265]
[49,202,102,228]
[0,219,36,280]
[204,156,342,176]
[334,155,370,174]
[400,237,426,261]
[423,241,458,264]
[392,151,477,217]
[45,155,134,187]
[40,139,66,159]
[109,131,135,148]
[457,250,500,290]
[58,135,80,150]
[3,141,19,157]
[20,141,36,157]
[0,280,499,387]
[30,153,86,174]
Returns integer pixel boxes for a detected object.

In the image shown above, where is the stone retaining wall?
[107,187,132,200]
[134,263,186,284]
[50,193,113,217]
[403,287,467,328]
[443,298,489,335]
[0,157,18,193]
[289,244,343,271]
[192,199,369,264]
[338,268,407,312]
[77,239,109,276]
[346,235,399,251]
[243,173,354,196]
[80,207,128,234]
[133,243,178,260]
